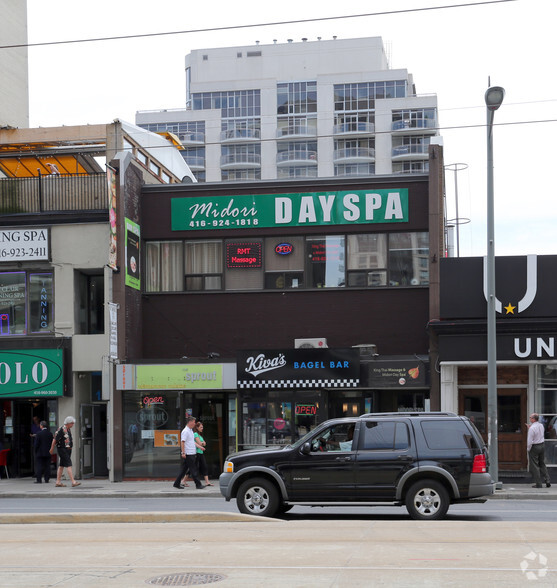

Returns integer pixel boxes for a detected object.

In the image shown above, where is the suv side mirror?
[301,442,311,455]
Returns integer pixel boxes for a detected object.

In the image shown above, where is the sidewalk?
[0,477,555,500]
[0,478,222,499]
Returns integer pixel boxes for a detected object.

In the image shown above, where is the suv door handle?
[397,455,412,461]
[335,456,352,462]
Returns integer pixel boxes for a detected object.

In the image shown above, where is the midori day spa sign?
[171,189,408,231]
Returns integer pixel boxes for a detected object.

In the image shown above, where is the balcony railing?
[220,153,261,168]
[220,128,260,142]
[182,132,205,144]
[277,167,318,179]
[184,155,205,170]
[276,151,318,165]
[335,166,375,177]
[0,174,108,214]
[276,126,317,139]
[333,122,375,135]
[333,147,376,162]
[392,119,437,132]
[392,144,429,158]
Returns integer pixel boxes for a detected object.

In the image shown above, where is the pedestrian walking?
[50,416,81,487]
[194,421,212,487]
[527,413,551,488]
[34,421,53,483]
[173,416,204,490]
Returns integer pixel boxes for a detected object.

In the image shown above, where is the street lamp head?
[485,86,505,111]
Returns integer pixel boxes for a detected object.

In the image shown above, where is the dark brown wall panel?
[141,288,429,360]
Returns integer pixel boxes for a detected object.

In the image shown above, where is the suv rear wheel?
[236,477,279,517]
[405,479,450,520]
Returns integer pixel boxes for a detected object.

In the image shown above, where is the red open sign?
[275,243,293,255]
[295,404,317,415]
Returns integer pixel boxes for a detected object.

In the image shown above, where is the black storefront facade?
[113,159,445,479]
[431,255,557,473]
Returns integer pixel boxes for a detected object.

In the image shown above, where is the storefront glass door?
[195,395,225,479]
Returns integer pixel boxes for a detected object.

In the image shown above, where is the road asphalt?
[0,476,554,524]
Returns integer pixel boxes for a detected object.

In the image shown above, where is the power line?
[1,0,516,50]
[107,116,557,154]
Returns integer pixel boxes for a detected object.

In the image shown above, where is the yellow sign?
[136,364,223,390]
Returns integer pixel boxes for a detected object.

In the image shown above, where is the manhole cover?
[146,572,226,585]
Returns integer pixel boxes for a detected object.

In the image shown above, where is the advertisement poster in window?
[125,218,140,290]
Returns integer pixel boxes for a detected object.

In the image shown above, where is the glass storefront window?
[388,232,429,286]
[347,234,387,287]
[0,272,26,335]
[295,391,323,438]
[123,391,182,478]
[0,271,55,336]
[29,273,54,333]
[268,391,292,445]
[242,400,266,447]
[145,232,429,292]
[306,236,345,288]
[537,364,557,465]
[228,396,237,456]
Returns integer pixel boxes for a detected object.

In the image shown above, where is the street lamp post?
[485,85,505,487]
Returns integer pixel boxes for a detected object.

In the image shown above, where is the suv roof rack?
[360,412,458,418]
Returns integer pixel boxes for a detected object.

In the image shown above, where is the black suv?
[219,412,494,520]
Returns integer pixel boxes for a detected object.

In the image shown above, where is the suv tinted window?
[310,422,355,452]
[360,421,409,450]
[421,420,478,450]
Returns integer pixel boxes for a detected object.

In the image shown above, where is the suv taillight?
[472,454,487,473]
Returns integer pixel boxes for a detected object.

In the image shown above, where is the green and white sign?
[0,349,64,397]
[136,364,223,390]
[171,189,409,231]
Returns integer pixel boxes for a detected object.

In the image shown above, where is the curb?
[0,511,281,524]
[489,491,557,500]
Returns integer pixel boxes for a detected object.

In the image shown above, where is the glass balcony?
[333,122,375,136]
[181,132,205,145]
[391,144,429,159]
[276,151,318,166]
[333,147,375,163]
[277,167,318,179]
[184,155,205,171]
[335,166,375,177]
[276,126,317,139]
[391,119,437,133]
[220,128,261,142]
[220,153,261,169]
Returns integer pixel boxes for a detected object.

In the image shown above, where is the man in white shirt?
[173,416,204,490]
[527,413,551,488]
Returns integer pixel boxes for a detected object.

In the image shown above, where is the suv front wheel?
[405,479,450,520]
[236,477,279,517]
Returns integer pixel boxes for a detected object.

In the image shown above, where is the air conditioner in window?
[294,338,328,349]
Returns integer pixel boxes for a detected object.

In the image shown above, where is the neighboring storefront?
[431,255,557,471]
[116,362,236,479]
[0,346,68,477]
[237,348,361,448]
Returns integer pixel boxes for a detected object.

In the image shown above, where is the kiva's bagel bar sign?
[171,189,408,231]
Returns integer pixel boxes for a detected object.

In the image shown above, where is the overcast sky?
[25,0,556,258]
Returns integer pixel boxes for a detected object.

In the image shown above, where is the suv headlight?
[223,461,234,474]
